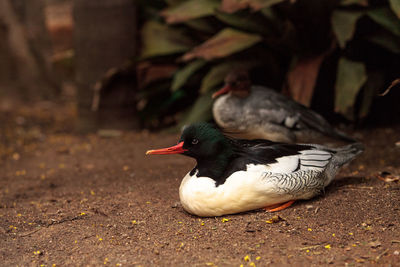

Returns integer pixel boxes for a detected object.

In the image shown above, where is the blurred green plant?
[138,0,400,128]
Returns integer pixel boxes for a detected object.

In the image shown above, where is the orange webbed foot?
[264,200,296,212]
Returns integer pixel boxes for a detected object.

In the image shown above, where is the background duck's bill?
[212,85,231,99]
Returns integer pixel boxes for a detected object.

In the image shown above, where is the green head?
[146,123,234,179]
[147,123,231,158]
[178,123,232,160]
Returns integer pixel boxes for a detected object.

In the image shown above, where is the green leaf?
[367,7,400,37]
[200,60,258,94]
[184,18,216,33]
[178,91,214,127]
[220,0,285,13]
[140,21,194,58]
[335,58,367,120]
[182,28,262,61]
[200,63,234,94]
[332,10,364,48]
[339,0,368,6]
[165,0,186,6]
[161,0,219,24]
[389,0,400,19]
[171,60,207,91]
[366,31,400,54]
[215,10,270,35]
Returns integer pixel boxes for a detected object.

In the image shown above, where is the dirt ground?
[0,102,399,266]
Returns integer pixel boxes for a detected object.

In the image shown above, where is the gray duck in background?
[212,70,356,143]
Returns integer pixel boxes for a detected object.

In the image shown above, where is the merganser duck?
[146,123,363,217]
[212,70,355,143]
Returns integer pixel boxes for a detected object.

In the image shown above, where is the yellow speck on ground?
[131,220,137,224]
[16,170,26,176]
[80,212,86,216]
[221,218,229,223]
[332,233,336,237]
[308,228,312,231]
[90,190,95,195]
[205,263,214,266]
[324,244,331,249]
[352,244,357,247]
[306,249,310,253]
[244,255,250,262]
[249,262,256,267]
[255,256,261,260]
[99,237,103,241]
[349,232,354,235]
[265,215,283,224]
[146,201,151,204]
[201,221,205,226]
[17,213,21,217]
[12,153,20,160]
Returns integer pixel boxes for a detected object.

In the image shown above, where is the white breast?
[178,149,333,217]
[179,165,294,217]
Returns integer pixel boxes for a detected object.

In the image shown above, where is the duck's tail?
[323,142,364,186]
[332,142,364,166]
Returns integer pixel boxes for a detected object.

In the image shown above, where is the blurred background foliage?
[137,0,400,129]
[1,0,399,134]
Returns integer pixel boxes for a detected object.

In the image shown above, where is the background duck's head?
[212,70,251,99]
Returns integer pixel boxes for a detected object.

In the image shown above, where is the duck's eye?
[191,138,199,145]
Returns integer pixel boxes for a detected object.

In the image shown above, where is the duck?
[146,123,363,217]
[212,70,355,143]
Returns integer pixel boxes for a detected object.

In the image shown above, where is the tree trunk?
[73,0,138,132]
[0,0,58,99]
[0,19,17,94]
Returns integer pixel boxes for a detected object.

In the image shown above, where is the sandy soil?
[0,103,399,266]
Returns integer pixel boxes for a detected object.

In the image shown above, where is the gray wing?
[262,148,333,198]
[263,148,332,174]
[246,86,354,141]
